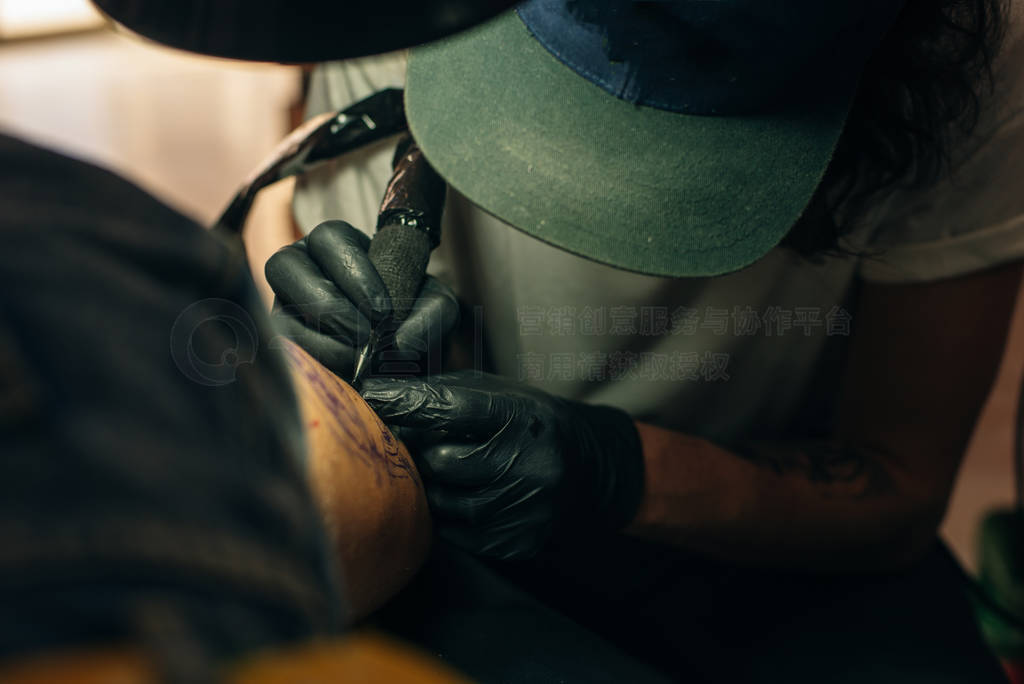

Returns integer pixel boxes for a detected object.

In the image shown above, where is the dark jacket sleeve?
[0,134,345,677]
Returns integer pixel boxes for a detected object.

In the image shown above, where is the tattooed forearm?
[276,338,431,620]
[732,439,894,497]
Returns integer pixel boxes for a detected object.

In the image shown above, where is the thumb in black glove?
[265,220,459,379]
[360,371,646,560]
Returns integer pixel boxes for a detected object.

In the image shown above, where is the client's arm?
[279,338,432,621]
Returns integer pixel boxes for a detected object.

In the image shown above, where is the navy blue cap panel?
[518,0,907,115]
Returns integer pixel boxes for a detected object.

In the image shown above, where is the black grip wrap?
[370,135,447,324]
[368,224,432,323]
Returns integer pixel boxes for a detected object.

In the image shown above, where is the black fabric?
[376,542,674,684]
[92,0,517,62]
[0,134,344,678]
[377,535,1008,683]
[487,536,1009,683]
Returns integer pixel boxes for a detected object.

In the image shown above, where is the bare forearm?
[625,422,944,572]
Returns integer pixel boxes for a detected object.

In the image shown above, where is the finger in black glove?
[265,220,459,379]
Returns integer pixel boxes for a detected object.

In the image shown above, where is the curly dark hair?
[782,0,1011,256]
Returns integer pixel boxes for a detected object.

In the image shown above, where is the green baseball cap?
[405,0,905,277]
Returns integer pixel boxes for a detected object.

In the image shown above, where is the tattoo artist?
[269,0,1024,680]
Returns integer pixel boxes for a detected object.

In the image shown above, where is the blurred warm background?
[0,0,1019,573]
[0,0,300,300]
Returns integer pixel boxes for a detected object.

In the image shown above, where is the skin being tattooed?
[282,338,420,487]
[277,337,431,620]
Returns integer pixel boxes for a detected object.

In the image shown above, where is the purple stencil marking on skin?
[283,343,420,487]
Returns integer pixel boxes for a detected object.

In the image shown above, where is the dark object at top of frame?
[92,0,517,62]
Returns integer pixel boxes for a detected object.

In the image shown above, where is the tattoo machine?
[210,86,448,386]
[351,135,447,387]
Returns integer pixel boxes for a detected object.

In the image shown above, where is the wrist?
[559,401,645,535]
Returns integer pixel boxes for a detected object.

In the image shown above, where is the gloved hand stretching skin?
[361,371,646,560]
[266,220,459,380]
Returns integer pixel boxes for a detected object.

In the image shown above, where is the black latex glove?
[265,220,459,380]
[361,371,646,560]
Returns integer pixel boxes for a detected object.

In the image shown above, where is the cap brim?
[406,10,853,277]
[91,0,517,62]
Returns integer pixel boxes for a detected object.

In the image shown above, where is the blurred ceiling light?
[0,0,105,40]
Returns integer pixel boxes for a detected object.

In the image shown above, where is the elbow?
[848,440,960,572]
[872,481,952,571]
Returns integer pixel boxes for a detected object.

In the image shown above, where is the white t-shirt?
[292,11,1024,445]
